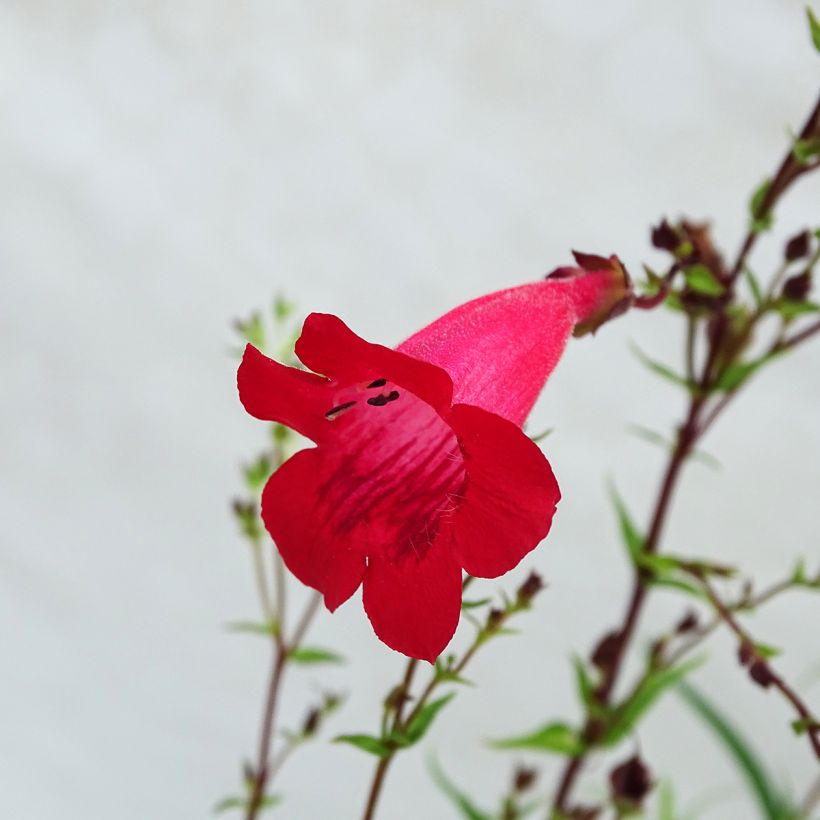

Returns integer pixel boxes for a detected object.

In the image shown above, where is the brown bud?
[738,641,754,667]
[651,219,679,252]
[784,229,811,262]
[302,707,320,737]
[675,610,699,633]
[749,660,774,689]
[591,631,622,671]
[486,608,505,632]
[609,754,653,806]
[782,271,812,302]
[512,765,538,793]
[516,571,545,606]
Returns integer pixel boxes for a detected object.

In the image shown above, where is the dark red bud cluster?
[784,229,811,261]
[516,571,545,607]
[609,754,653,806]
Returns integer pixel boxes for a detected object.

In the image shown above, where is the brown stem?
[696,575,820,760]
[245,592,322,820]
[728,90,820,284]
[551,373,707,814]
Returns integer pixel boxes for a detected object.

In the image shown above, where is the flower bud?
[749,660,774,689]
[782,271,812,302]
[609,754,652,807]
[513,765,538,793]
[784,229,811,262]
[651,219,680,252]
[591,630,622,672]
[516,571,545,607]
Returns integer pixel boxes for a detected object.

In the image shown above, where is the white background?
[1,2,819,818]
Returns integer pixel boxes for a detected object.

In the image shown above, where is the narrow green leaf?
[461,597,492,610]
[242,454,273,492]
[491,721,585,756]
[791,717,820,735]
[572,656,596,711]
[529,427,554,443]
[226,620,278,637]
[601,658,703,747]
[684,264,726,296]
[744,267,765,308]
[657,782,676,820]
[608,483,645,563]
[334,734,392,758]
[628,424,721,470]
[793,136,820,164]
[713,354,772,392]
[678,682,795,820]
[287,646,345,665]
[749,179,773,232]
[754,642,782,660]
[649,575,706,599]
[630,343,695,392]
[405,693,456,744]
[428,756,494,820]
[808,6,820,53]
[773,298,820,319]
[213,794,281,814]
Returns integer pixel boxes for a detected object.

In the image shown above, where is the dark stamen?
[324,400,356,419]
[367,390,400,407]
[367,378,387,388]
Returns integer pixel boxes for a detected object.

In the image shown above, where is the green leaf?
[649,575,706,599]
[461,597,492,610]
[684,264,725,296]
[243,454,273,492]
[754,642,782,660]
[287,646,345,665]
[404,693,456,744]
[213,794,281,814]
[657,782,677,820]
[609,483,645,563]
[772,298,820,319]
[808,6,820,53]
[428,756,494,820]
[529,427,554,443]
[628,424,721,470]
[334,734,392,758]
[226,620,279,637]
[713,354,772,392]
[491,721,585,756]
[601,658,702,747]
[749,179,773,232]
[793,135,820,164]
[678,682,795,820]
[791,717,820,735]
[744,267,765,308]
[630,343,696,392]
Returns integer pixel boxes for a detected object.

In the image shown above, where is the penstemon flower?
[237,255,631,661]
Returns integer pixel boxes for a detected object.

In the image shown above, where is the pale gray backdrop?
[1,2,819,819]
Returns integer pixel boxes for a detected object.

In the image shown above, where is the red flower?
[237,258,630,661]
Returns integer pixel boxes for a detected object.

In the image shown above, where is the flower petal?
[363,546,462,662]
[296,313,453,412]
[397,267,629,426]
[237,344,333,443]
[447,404,560,578]
[261,449,366,611]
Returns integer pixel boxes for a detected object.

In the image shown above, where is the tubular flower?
[237,255,631,662]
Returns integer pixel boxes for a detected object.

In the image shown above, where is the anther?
[366,390,400,407]
[367,378,387,388]
[325,400,356,420]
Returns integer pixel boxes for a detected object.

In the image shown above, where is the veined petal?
[261,449,366,611]
[363,546,462,663]
[447,404,560,578]
[296,313,453,412]
[397,266,630,426]
[237,344,334,443]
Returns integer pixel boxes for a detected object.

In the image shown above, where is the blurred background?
[1,1,819,818]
